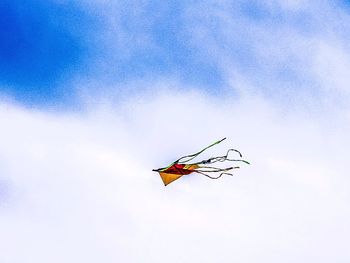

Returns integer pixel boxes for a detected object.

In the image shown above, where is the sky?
[1,0,350,262]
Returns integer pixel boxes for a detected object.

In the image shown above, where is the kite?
[152,138,250,186]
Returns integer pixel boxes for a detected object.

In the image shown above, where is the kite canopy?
[153,138,250,186]
[158,164,199,185]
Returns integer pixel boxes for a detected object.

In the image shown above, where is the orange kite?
[153,138,250,186]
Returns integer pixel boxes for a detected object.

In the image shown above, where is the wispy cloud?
[182,1,350,101]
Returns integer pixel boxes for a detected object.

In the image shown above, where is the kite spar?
[152,138,250,186]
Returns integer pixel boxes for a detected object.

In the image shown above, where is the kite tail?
[194,148,250,166]
[192,147,250,180]
[155,138,250,172]
[176,137,227,164]
[195,167,240,179]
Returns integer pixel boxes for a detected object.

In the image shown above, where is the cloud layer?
[1,87,350,262]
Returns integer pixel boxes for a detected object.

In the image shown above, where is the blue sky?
[0,0,226,105]
[3,0,349,106]
[0,0,88,102]
[1,1,350,262]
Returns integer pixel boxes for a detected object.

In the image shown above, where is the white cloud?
[312,39,350,94]
[1,86,350,262]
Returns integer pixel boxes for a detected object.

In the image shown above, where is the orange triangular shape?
[159,172,184,186]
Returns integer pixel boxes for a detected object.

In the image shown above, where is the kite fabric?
[152,138,250,186]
